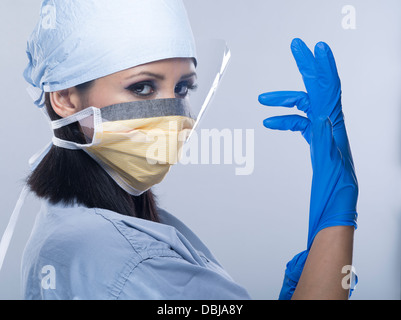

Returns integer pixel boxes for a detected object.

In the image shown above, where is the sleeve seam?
[115,253,183,300]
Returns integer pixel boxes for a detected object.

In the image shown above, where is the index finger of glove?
[258,91,310,113]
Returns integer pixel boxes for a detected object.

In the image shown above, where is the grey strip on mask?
[100,98,194,121]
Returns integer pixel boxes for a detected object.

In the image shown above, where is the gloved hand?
[258,38,358,300]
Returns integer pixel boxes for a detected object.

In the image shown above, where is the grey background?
[0,0,400,299]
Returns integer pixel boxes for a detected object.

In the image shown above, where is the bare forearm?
[292,226,355,300]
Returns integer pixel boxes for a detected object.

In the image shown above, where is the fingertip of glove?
[314,41,331,56]
[258,92,270,105]
[291,38,303,47]
[262,118,271,128]
[263,117,278,129]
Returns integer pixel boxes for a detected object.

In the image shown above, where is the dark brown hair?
[26,81,160,222]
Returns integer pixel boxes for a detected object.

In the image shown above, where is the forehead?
[109,58,197,81]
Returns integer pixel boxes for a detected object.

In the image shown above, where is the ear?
[50,88,83,118]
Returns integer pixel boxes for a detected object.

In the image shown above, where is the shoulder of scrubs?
[156,208,222,267]
[22,201,251,300]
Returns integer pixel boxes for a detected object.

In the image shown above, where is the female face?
[50,58,197,117]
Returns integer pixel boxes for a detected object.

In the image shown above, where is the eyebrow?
[180,72,197,80]
[125,71,197,81]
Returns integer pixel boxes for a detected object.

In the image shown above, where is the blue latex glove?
[258,38,358,300]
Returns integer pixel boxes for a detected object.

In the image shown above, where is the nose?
[158,89,176,100]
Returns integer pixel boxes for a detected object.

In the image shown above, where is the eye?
[126,81,156,97]
[175,81,198,98]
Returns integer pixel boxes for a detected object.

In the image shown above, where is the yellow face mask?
[51,98,195,195]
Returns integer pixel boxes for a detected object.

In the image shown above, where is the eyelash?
[126,80,198,98]
[126,81,155,97]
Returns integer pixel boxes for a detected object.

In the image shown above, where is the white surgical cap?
[23,0,197,108]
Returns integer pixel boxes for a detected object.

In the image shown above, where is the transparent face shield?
[187,39,231,138]
[48,39,231,195]
[51,39,231,144]
[0,39,231,298]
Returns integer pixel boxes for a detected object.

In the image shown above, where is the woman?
[18,0,357,300]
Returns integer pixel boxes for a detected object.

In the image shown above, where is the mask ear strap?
[51,107,103,150]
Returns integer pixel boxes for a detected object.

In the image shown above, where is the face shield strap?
[1,87,49,273]
[0,185,30,273]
